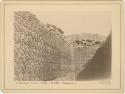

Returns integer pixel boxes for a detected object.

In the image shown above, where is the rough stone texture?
[14,11,110,81]
[14,11,71,81]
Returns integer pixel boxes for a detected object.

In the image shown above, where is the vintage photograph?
[14,11,111,81]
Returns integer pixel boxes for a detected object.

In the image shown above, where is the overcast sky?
[32,11,111,37]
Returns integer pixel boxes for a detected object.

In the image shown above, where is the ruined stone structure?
[14,11,109,81]
[14,11,71,81]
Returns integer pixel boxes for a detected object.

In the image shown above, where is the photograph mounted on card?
[0,0,123,93]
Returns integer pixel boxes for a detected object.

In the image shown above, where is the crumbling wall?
[14,11,71,81]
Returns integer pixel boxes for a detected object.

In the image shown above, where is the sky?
[32,11,111,37]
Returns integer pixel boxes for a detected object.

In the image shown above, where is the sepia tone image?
[14,11,111,81]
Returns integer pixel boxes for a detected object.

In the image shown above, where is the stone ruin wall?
[14,11,106,81]
[14,11,72,81]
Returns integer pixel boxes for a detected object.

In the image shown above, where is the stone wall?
[14,11,71,81]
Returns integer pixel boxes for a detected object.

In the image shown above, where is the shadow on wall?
[76,33,111,81]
